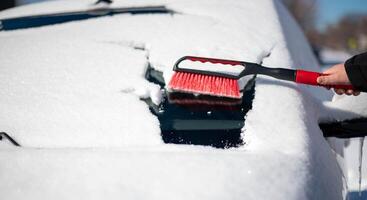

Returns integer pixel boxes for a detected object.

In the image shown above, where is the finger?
[334,89,345,95]
[353,91,361,96]
[346,89,354,95]
[317,74,338,85]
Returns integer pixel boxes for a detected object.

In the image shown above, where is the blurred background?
[284,0,367,51]
[282,0,367,66]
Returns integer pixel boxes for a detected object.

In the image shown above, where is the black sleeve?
[344,52,367,92]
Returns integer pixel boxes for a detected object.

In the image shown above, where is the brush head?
[168,56,245,99]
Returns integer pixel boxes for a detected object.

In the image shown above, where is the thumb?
[317,74,337,85]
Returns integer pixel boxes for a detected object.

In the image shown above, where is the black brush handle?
[240,63,296,81]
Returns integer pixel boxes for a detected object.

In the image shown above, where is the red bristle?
[217,77,223,88]
[178,72,186,90]
[230,80,237,97]
[168,73,176,88]
[200,74,206,93]
[189,74,194,89]
[218,77,224,96]
[181,72,189,90]
[229,79,235,97]
[206,75,212,95]
[199,74,205,93]
[168,73,174,84]
[208,76,213,94]
[180,72,187,90]
[225,79,231,96]
[210,76,216,94]
[222,78,228,96]
[169,72,241,99]
[213,76,219,93]
[232,80,238,97]
[208,75,213,94]
[213,76,219,94]
[224,78,230,96]
[233,80,240,97]
[229,79,234,96]
[175,73,185,86]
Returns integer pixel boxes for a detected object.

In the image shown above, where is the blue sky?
[317,0,367,30]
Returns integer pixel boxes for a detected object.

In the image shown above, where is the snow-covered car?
[1,0,367,199]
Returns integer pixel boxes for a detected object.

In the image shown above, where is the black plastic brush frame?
[173,56,295,80]
[173,56,354,90]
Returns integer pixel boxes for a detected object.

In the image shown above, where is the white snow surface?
[320,93,367,122]
[177,59,245,76]
[0,36,162,147]
[342,138,367,191]
[0,0,366,199]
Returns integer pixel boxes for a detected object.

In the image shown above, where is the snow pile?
[0,0,282,148]
[320,93,367,122]
[177,59,245,77]
[0,35,162,147]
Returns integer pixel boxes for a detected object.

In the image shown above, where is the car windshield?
[0,5,174,31]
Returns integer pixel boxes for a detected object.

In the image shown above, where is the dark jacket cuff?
[344,53,367,92]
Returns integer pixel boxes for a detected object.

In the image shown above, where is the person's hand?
[317,63,360,96]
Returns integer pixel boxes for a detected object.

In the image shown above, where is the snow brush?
[168,56,354,99]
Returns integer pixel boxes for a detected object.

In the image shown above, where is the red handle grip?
[295,70,354,90]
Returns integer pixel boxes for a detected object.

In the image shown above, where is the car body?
[1,0,367,199]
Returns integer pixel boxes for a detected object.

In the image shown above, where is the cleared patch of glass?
[142,65,255,149]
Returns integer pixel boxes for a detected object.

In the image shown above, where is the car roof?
[0,0,345,199]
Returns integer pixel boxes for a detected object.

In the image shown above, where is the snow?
[343,138,367,191]
[177,59,245,76]
[0,35,162,147]
[320,93,367,122]
[0,0,366,199]
[0,146,313,200]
